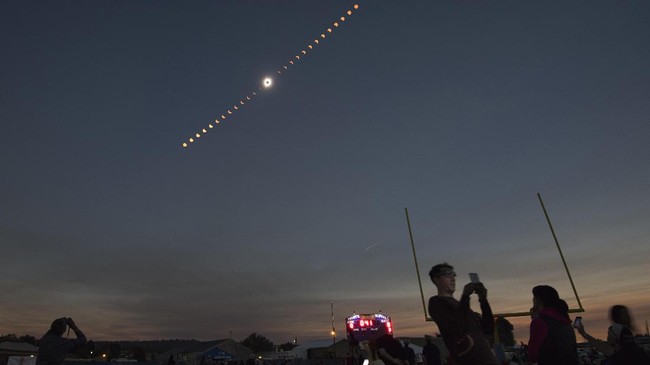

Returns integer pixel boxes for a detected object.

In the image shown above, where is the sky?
[1,0,649,346]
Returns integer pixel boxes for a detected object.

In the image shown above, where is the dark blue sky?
[2,1,649,343]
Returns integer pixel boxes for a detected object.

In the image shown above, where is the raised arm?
[66,318,87,345]
[474,283,494,336]
[574,322,614,356]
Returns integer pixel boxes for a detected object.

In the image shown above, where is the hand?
[574,321,586,335]
[66,318,78,330]
[474,282,487,299]
[462,283,475,298]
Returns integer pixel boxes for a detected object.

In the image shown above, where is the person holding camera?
[36,317,87,365]
[427,262,497,365]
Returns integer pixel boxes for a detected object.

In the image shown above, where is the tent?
[200,347,234,360]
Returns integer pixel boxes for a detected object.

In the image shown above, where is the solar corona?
[181,3,361,149]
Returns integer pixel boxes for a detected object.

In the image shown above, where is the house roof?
[177,340,227,354]
[0,341,39,353]
[157,340,222,361]
[288,339,345,358]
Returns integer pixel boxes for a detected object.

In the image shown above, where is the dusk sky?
[1,0,649,345]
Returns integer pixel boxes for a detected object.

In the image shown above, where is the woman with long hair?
[527,285,578,365]
[575,305,650,364]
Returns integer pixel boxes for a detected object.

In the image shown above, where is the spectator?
[374,334,407,365]
[402,341,416,365]
[421,337,441,365]
[345,353,355,365]
[575,305,650,364]
[36,317,87,365]
[527,285,578,365]
[361,341,385,365]
[427,262,497,365]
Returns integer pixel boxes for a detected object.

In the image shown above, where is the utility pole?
[331,301,336,345]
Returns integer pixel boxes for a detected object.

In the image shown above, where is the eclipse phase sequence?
[181,3,361,149]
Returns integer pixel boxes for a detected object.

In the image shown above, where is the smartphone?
[573,316,582,327]
[469,273,480,284]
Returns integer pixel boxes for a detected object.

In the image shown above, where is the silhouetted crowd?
[426,262,650,365]
[33,264,649,365]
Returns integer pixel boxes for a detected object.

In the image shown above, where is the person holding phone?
[36,317,87,365]
[427,262,497,365]
[574,305,650,364]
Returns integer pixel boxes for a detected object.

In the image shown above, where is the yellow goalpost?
[405,192,584,321]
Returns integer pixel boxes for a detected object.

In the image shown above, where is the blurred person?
[362,341,385,365]
[527,285,578,365]
[421,337,441,365]
[402,340,416,365]
[374,334,407,365]
[36,317,87,365]
[345,352,355,365]
[575,305,650,364]
[427,262,497,365]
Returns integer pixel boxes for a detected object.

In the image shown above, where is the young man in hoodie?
[427,262,497,365]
